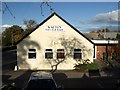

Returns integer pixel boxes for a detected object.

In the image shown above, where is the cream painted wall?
[17,14,94,70]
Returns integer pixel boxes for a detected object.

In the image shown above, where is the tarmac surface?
[2,49,120,89]
[2,69,120,89]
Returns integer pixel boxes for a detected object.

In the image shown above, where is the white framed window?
[74,49,82,59]
[28,49,36,59]
[45,49,53,59]
[57,49,65,59]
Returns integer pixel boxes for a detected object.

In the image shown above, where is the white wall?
[17,14,94,70]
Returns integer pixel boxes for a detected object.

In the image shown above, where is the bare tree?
[47,36,93,73]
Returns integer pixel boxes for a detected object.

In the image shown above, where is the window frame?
[45,49,53,59]
[73,49,82,59]
[28,49,36,59]
[56,49,65,59]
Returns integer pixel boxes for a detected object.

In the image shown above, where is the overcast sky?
[1,2,120,33]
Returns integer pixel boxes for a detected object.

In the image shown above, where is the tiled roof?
[84,32,120,40]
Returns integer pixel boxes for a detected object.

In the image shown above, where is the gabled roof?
[17,12,94,44]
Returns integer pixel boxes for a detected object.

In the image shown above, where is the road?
[2,49,120,89]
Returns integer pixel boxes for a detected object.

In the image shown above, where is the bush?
[74,61,100,71]
[86,62,100,70]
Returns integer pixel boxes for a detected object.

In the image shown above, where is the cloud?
[91,9,120,24]
[1,25,13,33]
[0,24,27,34]
[1,24,13,28]
[19,25,27,29]
[1,24,26,29]
[74,9,120,33]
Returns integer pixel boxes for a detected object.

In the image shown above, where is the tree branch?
[3,2,15,19]
[40,1,54,16]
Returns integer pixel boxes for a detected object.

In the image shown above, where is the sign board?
[44,26,64,32]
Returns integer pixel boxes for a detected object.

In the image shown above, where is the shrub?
[86,62,100,70]
[74,61,100,71]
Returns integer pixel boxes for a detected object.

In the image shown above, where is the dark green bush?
[74,61,100,71]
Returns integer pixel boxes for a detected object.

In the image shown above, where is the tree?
[2,25,24,47]
[24,19,37,29]
[47,36,93,73]
[97,30,102,33]
[23,19,38,35]
[116,33,120,39]
[102,28,110,32]
[90,31,97,33]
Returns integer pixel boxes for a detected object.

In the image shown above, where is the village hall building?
[17,12,94,70]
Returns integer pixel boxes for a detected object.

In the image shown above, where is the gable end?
[17,12,94,45]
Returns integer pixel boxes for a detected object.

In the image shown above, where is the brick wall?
[116,40,120,60]
[96,44,118,60]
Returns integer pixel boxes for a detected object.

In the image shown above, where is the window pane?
[74,53,82,59]
[29,53,36,59]
[74,49,82,59]
[45,52,53,59]
[57,49,65,59]
[45,49,53,59]
[57,53,65,59]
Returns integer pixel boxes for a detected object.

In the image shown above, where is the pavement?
[53,70,112,78]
